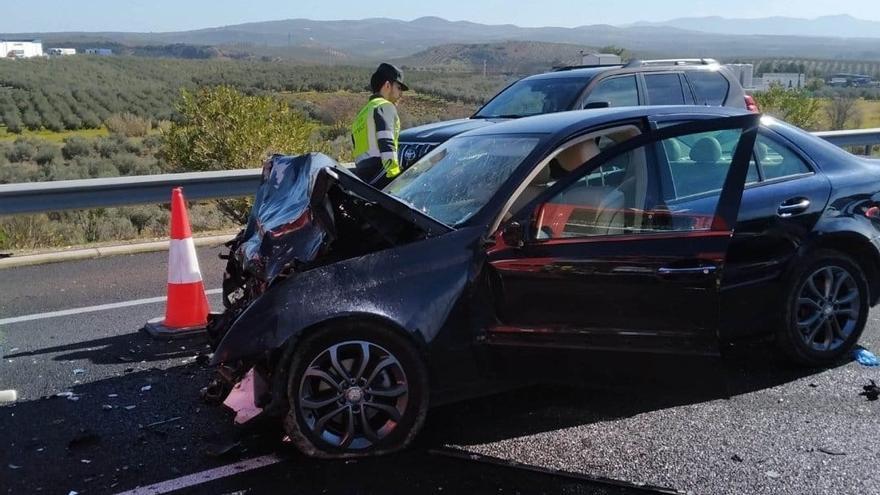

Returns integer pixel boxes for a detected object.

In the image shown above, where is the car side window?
[686,71,730,106]
[644,74,685,105]
[755,134,811,180]
[584,76,638,107]
[536,128,747,239]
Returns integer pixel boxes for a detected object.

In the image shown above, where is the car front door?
[485,114,759,355]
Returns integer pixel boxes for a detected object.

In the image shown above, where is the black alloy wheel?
[284,322,428,458]
[778,250,869,366]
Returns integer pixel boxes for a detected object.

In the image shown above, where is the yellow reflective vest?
[351,95,401,179]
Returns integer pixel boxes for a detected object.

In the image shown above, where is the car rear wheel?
[283,321,428,458]
[777,250,869,366]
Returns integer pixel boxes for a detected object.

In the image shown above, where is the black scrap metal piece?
[860,380,879,401]
[428,447,683,495]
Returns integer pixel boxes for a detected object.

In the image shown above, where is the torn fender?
[211,226,486,365]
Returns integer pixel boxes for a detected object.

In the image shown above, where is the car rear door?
[486,114,760,355]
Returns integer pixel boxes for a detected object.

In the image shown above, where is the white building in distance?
[1,39,43,58]
[48,48,76,56]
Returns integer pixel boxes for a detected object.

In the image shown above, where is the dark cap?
[371,63,409,92]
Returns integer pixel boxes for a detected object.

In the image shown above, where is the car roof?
[460,106,751,138]
[523,67,617,80]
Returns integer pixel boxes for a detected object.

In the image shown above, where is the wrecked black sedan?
[208,106,880,458]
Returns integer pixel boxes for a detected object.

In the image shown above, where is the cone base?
[143,316,207,340]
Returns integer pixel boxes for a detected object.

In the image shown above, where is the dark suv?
[398,59,753,168]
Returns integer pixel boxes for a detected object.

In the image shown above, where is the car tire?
[776,249,869,367]
[283,321,429,458]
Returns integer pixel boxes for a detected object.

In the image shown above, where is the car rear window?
[644,74,685,105]
[687,71,730,106]
[584,75,639,107]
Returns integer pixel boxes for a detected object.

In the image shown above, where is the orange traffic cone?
[144,187,210,339]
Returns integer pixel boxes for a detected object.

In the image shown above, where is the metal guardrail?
[1,130,878,216]
[0,169,262,215]
[812,128,880,155]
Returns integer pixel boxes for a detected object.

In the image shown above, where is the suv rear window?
[687,71,730,106]
[644,74,686,105]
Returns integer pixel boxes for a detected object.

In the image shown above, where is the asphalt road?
[1,248,879,494]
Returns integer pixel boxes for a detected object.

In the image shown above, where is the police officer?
[351,63,407,187]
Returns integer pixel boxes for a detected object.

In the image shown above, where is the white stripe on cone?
[167,238,203,284]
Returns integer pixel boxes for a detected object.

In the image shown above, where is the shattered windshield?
[473,77,587,118]
[384,135,541,226]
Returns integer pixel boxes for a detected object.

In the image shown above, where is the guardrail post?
[867,145,874,156]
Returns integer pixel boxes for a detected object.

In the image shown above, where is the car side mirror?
[584,101,610,109]
[501,221,525,248]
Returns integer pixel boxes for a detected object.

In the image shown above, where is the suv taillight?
[744,95,760,113]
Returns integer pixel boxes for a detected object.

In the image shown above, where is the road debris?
[860,380,879,401]
[102,404,113,411]
[124,405,137,410]
[9,464,22,470]
[853,346,879,367]
[73,369,85,375]
[0,389,17,403]
[817,447,846,456]
[765,471,781,479]
[142,416,182,429]
[56,391,80,402]
[140,385,152,392]
[730,454,743,462]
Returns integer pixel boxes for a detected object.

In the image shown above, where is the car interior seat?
[676,136,725,197]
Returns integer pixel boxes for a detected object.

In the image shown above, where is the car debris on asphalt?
[852,346,880,367]
[0,389,17,403]
[860,380,879,401]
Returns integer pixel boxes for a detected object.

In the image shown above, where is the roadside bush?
[95,136,123,158]
[753,84,822,130]
[105,112,152,137]
[161,85,317,223]
[62,136,92,160]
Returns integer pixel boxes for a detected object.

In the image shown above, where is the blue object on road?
[853,346,880,367]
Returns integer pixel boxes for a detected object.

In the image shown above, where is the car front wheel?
[777,250,869,366]
[283,321,428,458]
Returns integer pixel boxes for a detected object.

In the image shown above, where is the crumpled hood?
[399,118,504,143]
[235,152,451,286]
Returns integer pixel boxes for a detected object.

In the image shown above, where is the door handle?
[657,266,717,276]
[777,198,810,217]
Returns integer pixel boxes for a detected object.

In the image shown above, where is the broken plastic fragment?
[107,394,118,398]
[80,459,91,464]
[140,385,152,392]
[222,368,266,425]
[853,347,880,367]
[8,464,22,470]
[102,405,113,411]
[0,390,17,404]
[124,405,137,410]
[73,369,85,375]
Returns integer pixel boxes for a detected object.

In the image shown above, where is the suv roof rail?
[624,58,719,68]
[552,64,624,72]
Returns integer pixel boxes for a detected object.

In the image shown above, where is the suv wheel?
[284,321,428,458]
[777,250,869,366]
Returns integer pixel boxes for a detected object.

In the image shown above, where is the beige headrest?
[556,139,600,172]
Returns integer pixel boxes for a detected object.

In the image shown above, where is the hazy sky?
[2,0,880,32]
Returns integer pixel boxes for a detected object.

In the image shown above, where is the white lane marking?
[0,288,222,326]
[113,454,282,495]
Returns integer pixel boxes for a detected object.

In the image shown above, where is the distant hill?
[397,41,608,73]
[631,14,880,39]
[7,16,880,62]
